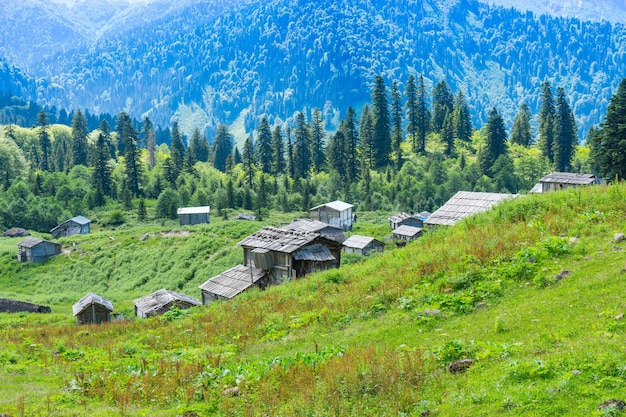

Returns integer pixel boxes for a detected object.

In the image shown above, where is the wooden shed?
[72,293,113,324]
[50,216,91,238]
[134,289,201,318]
[342,235,384,255]
[389,212,430,230]
[392,225,423,244]
[536,172,599,193]
[425,191,517,227]
[177,206,211,226]
[283,219,346,242]
[17,237,61,262]
[199,264,267,304]
[309,200,354,231]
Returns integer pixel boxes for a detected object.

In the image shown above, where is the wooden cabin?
[283,219,346,242]
[342,235,384,256]
[134,289,201,318]
[50,216,91,238]
[177,206,211,226]
[72,293,113,324]
[425,191,517,227]
[199,264,267,304]
[309,200,354,231]
[536,172,599,193]
[392,225,423,244]
[389,212,430,230]
[17,237,61,262]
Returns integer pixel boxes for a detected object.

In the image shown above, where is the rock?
[569,237,580,244]
[2,227,30,237]
[615,313,624,320]
[597,399,626,411]
[420,410,431,417]
[571,369,581,375]
[139,233,149,241]
[449,358,474,374]
[613,245,623,252]
[421,308,442,317]
[475,302,487,310]
[554,269,572,282]
[223,387,241,397]
[614,233,625,243]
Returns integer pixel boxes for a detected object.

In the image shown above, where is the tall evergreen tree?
[242,136,256,188]
[293,112,311,179]
[371,75,391,168]
[479,108,508,177]
[142,117,157,169]
[431,80,454,132]
[442,111,455,156]
[71,109,89,167]
[188,127,209,164]
[117,112,143,197]
[286,127,295,179]
[405,75,419,153]
[212,124,233,172]
[256,116,273,174]
[311,108,326,173]
[341,107,360,183]
[390,80,404,170]
[510,103,533,147]
[452,91,472,143]
[37,110,51,171]
[416,75,431,153]
[271,125,285,175]
[359,105,374,169]
[169,122,186,177]
[538,81,556,163]
[91,132,112,206]
[553,87,578,172]
[99,119,115,160]
[591,78,626,180]
[326,131,347,181]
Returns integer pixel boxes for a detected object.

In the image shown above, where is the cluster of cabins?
[5,172,602,324]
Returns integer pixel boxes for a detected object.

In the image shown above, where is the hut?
[535,172,599,193]
[199,264,267,304]
[342,235,384,256]
[392,225,423,245]
[50,216,91,238]
[389,212,430,230]
[177,206,211,226]
[134,289,201,318]
[425,191,517,227]
[309,200,354,231]
[72,293,113,324]
[283,219,346,242]
[17,237,61,262]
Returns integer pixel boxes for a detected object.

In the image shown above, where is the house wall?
[311,208,353,230]
[19,243,61,262]
[76,304,111,324]
[179,213,210,226]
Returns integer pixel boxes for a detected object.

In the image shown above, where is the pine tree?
[91,132,112,206]
[256,116,273,174]
[141,117,157,169]
[117,112,143,197]
[390,80,404,170]
[169,122,186,178]
[452,91,472,142]
[553,87,578,172]
[242,136,256,188]
[311,108,326,173]
[98,119,115,160]
[592,78,626,180]
[271,125,285,175]
[538,81,556,163]
[416,75,431,154]
[37,110,51,171]
[405,75,419,153]
[479,108,508,177]
[326,131,347,180]
[359,104,374,169]
[286,127,295,179]
[188,127,209,163]
[371,75,391,168]
[293,112,311,179]
[510,103,533,147]
[137,198,147,221]
[442,111,455,156]
[212,124,233,172]
[432,80,454,132]
[71,109,89,167]
[341,107,360,183]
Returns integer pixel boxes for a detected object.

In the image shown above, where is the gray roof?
[310,200,353,212]
[134,289,200,315]
[233,213,256,221]
[293,243,336,261]
[342,235,382,249]
[425,191,517,226]
[18,237,58,248]
[392,225,423,237]
[69,215,91,225]
[540,172,597,185]
[283,219,346,242]
[177,206,211,215]
[72,292,113,316]
[238,227,320,254]
[199,264,265,299]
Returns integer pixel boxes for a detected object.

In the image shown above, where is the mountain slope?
[487,0,626,23]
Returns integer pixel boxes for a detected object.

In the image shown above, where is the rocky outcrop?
[0,298,51,314]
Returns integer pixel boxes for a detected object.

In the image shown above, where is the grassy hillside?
[1,184,626,416]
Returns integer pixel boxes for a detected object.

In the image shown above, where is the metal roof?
[18,237,53,248]
[238,227,320,254]
[69,215,91,225]
[309,200,353,212]
[72,292,113,316]
[539,172,597,185]
[293,244,336,261]
[425,191,517,226]
[342,235,382,249]
[177,206,211,215]
[134,289,200,315]
[392,225,423,237]
[199,265,265,299]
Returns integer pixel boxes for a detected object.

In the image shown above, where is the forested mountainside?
[487,0,626,23]
[2,0,626,140]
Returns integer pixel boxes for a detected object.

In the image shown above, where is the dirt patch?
[155,230,192,238]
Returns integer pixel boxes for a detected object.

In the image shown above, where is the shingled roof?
[425,191,517,226]
[238,227,320,254]
[72,293,113,316]
[342,235,381,250]
[134,289,200,316]
[293,243,336,261]
[540,172,598,185]
[199,265,266,300]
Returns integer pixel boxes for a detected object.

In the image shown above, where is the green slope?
[1,184,626,416]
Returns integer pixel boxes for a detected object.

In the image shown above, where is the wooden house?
[535,172,599,193]
[199,264,267,304]
[342,235,384,256]
[17,237,61,262]
[134,289,201,318]
[392,225,423,244]
[425,191,517,227]
[389,212,431,230]
[177,206,211,226]
[50,216,91,238]
[72,293,113,324]
[283,219,346,242]
[309,200,354,231]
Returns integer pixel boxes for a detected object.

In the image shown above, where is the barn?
[342,235,384,255]
[425,191,517,227]
[392,225,423,244]
[50,216,91,238]
[389,212,430,230]
[177,206,211,226]
[309,200,354,231]
[134,289,201,318]
[73,293,114,324]
[17,237,62,262]
[535,172,599,193]
[199,264,267,304]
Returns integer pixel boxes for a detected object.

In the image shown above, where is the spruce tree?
[432,80,454,132]
[416,75,431,154]
[405,75,419,152]
[71,109,89,167]
[212,124,233,172]
[143,117,157,169]
[293,112,311,179]
[242,136,256,188]
[326,131,347,180]
[117,112,143,197]
[286,127,295,179]
[593,78,626,180]
[256,116,273,174]
[359,104,374,169]
[169,122,186,178]
[452,91,472,143]
[553,87,577,172]
[390,80,404,170]
[341,107,360,183]
[538,81,556,163]
[37,110,51,172]
[371,75,391,168]
[271,125,285,175]
[442,111,455,156]
[188,127,209,164]
[479,108,508,177]
[91,132,112,205]
[311,108,326,173]
[510,103,533,147]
